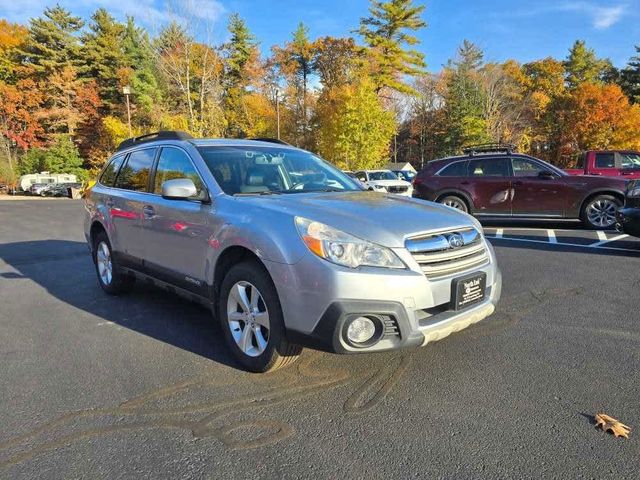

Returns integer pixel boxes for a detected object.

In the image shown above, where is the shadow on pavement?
[487,236,640,257]
[0,239,241,370]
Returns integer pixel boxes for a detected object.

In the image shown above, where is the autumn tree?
[0,80,44,178]
[357,0,426,94]
[313,36,361,90]
[272,23,316,147]
[563,83,640,153]
[0,20,28,82]
[154,22,225,137]
[318,77,395,170]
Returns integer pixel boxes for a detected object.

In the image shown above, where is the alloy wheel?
[441,197,467,212]
[586,199,617,228]
[96,241,113,285]
[227,281,270,357]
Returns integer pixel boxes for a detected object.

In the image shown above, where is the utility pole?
[276,89,281,140]
[123,85,132,137]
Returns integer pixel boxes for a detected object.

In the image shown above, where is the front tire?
[581,195,621,230]
[92,231,135,295]
[219,261,301,372]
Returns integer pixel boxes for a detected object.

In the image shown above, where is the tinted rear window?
[438,161,468,177]
[115,148,157,191]
[100,155,126,186]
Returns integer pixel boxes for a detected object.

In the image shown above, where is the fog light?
[346,316,376,344]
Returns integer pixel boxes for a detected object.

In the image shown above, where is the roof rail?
[248,137,292,146]
[462,143,516,156]
[116,131,194,152]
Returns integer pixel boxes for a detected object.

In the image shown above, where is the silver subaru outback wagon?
[84,131,502,372]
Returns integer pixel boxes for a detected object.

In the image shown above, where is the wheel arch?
[89,220,108,252]
[579,189,625,216]
[212,245,271,311]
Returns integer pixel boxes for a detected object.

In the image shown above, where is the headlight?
[373,184,387,191]
[628,184,640,198]
[295,217,405,269]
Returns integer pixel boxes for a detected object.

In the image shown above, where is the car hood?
[236,191,478,248]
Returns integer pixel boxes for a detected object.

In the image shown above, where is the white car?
[354,170,413,196]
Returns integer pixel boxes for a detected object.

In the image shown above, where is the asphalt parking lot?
[1,199,639,479]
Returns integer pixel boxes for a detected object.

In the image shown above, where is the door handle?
[460,181,469,185]
[513,181,523,186]
[142,205,155,218]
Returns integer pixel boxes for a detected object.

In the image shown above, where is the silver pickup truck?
[84,131,501,372]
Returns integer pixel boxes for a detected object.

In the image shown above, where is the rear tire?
[92,231,135,295]
[580,195,621,230]
[219,261,302,372]
[437,195,469,213]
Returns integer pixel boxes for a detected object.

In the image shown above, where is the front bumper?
[269,241,501,354]
[616,207,640,238]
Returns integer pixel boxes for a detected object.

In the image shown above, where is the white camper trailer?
[19,172,77,192]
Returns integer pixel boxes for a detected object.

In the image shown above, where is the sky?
[2,0,639,68]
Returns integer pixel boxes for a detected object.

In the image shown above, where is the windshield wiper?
[234,190,284,196]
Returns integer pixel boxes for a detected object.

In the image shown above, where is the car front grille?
[405,227,489,279]
[388,185,409,193]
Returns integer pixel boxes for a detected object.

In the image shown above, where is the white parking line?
[495,228,503,239]
[547,229,557,244]
[590,233,629,247]
[596,231,608,242]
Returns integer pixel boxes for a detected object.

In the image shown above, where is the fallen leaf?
[595,413,631,439]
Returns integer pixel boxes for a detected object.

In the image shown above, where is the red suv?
[412,145,628,229]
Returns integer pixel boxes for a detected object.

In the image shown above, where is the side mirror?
[162,178,198,200]
[538,170,555,180]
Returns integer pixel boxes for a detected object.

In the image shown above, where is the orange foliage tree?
[563,83,640,152]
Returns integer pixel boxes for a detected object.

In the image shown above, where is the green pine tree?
[563,40,610,88]
[122,16,161,122]
[357,0,427,94]
[445,40,490,152]
[81,9,126,112]
[22,5,84,78]
[223,13,258,136]
[621,45,640,103]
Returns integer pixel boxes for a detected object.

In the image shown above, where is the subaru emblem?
[447,233,464,249]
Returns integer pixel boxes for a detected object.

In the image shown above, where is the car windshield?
[396,171,415,181]
[621,153,640,169]
[196,146,361,195]
[368,171,398,181]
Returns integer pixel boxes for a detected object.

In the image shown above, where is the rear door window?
[115,148,157,191]
[467,157,511,177]
[100,155,126,186]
